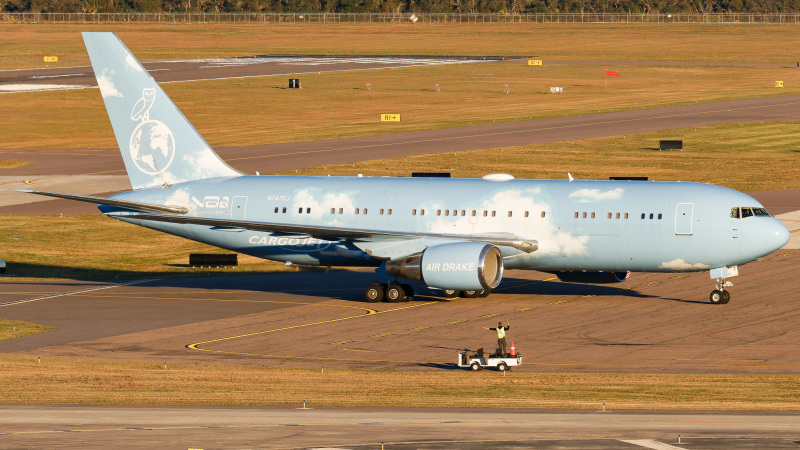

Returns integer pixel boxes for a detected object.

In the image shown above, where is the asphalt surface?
[2,406,800,449]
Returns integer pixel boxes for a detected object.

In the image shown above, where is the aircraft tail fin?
[82,32,241,190]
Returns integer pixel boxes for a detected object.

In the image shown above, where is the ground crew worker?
[483,319,510,356]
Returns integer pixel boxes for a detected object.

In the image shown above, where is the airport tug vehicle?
[458,347,522,372]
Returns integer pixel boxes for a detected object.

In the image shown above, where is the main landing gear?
[442,289,491,299]
[709,277,733,305]
[365,282,414,303]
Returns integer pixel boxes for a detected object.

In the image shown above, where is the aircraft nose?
[764,218,790,253]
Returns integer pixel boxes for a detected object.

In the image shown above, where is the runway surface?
[0,55,495,93]
[2,405,800,449]
[2,247,798,373]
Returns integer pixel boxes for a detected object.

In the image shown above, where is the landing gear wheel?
[462,290,483,298]
[479,289,491,298]
[400,284,414,302]
[385,284,406,303]
[721,290,731,304]
[497,362,508,372]
[443,289,460,299]
[710,289,725,304]
[365,283,384,303]
[470,362,481,371]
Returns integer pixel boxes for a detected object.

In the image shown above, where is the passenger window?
[437,210,441,216]
[275,207,279,213]
[616,213,620,219]
[355,208,360,215]
[658,213,662,220]
[574,212,579,218]
[624,213,629,219]
[607,213,612,219]
[461,210,466,216]
[412,209,417,216]
[380,209,384,215]
[472,210,477,216]
[730,207,740,219]
[524,211,529,218]
[445,210,450,216]
[388,209,392,215]
[649,213,654,219]
[330,208,335,214]
[508,211,513,217]
[307,208,311,214]
[483,211,488,217]
[491,211,496,217]
[641,213,645,219]
[339,208,343,214]
[298,207,303,214]
[541,211,546,218]
[453,210,457,216]
[420,209,425,216]
[582,212,587,219]
[282,207,287,213]
[591,212,596,219]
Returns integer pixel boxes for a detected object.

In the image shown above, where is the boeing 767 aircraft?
[21,32,789,304]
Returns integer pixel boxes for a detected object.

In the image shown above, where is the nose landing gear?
[709,278,733,304]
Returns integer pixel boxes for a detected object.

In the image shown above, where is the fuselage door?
[231,196,248,220]
[675,203,694,235]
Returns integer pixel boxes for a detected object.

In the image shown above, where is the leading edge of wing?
[17,190,189,215]
[126,213,539,253]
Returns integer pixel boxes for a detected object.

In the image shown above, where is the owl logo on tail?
[131,88,155,122]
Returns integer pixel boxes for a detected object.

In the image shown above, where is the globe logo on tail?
[128,88,175,175]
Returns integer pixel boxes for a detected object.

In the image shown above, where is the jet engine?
[555,271,631,284]
[385,242,503,290]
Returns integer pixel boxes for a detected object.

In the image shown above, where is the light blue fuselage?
[107,176,787,273]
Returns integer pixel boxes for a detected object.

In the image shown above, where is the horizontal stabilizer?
[17,190,188,215]
[124,213,538,253]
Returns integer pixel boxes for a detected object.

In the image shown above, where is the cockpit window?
[753,207,770,216]
[731,206,769,219]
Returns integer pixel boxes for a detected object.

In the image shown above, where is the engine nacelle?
[555,271,630,284]
[385,242,504,290]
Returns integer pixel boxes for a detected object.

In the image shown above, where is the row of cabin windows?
[329,208,393,215]
[412,209,547,218]
[572,212,663,220]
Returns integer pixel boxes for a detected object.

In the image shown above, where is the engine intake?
[386,242,503,290]
[555,271,630,284]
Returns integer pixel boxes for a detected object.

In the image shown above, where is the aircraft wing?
[126,213,539,254]
[16,190,189,215]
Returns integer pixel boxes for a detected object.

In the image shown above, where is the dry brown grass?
[0,159,33,169]
[288,122,800,192]
[0,214,307,280]
[3,23,800,70]
[3,62,799,150]
[1,354,798,410]
[0,319,55,342]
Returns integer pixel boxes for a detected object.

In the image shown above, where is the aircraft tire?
[365,283,384,303]
[400,284,414,301]
[479,289,491,298]
[443,289,460,299]
[709,290,725,304]
[721,290,731,304]
[386,284,405,303]
[462,290,483,298]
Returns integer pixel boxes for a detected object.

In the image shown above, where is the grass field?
[2,62,799,149]
[0,214,303,280]
[1,354,798,410]
[0,319,55,342]
[3,23,800,69]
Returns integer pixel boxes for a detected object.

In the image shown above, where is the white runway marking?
[620,439,687,449]
[0,279,152,308]
[0,84,89,93]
